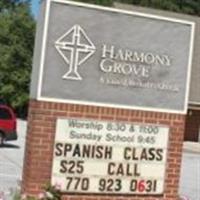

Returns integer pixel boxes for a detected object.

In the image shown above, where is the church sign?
[51,118,169,195]
[31,0,195,114]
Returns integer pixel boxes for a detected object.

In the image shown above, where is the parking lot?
[179,149,200,200]
[0,120,199,200]
[0,120,26,196]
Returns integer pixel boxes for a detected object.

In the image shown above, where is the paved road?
[0,120,199,199]
[179,152,200,200]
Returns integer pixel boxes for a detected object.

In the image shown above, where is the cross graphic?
[55,25,96,80]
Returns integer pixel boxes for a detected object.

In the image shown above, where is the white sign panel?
[51,118,169,195]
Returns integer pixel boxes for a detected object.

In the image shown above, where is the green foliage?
[12,183,62,200]
[0,0,35,117]
[42,183,62,200]
[117,0,200,16]
[13,190,21,200]
[75,0,113,6]
[0,0,19,11]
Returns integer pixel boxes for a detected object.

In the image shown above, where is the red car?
[0,105,17,145]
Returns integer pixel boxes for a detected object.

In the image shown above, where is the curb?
[183,141,200,154]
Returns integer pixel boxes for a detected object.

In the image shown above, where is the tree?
[0,0,35,117]
[116,0,200,16]
[77,0,113,6]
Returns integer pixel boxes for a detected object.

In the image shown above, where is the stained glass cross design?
[55,25,96,80]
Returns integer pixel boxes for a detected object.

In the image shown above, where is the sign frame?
[36,0,195,114]
[51,117,170,195]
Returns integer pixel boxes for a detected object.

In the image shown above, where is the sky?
[31,0,40,18]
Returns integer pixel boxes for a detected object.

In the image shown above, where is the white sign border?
[37,0,195,114]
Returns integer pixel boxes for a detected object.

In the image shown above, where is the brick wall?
[22,100,185,200]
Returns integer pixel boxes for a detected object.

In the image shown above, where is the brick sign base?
[22,100,185,200]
